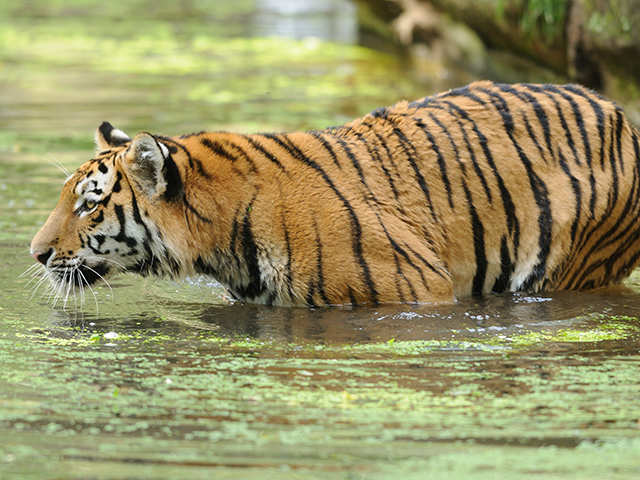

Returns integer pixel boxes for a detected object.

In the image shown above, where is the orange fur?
[31,81,640,306]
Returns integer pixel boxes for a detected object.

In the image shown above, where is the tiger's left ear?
[122,133,171,199]
[95,121,131,151]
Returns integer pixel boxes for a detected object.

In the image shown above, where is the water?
[1,1,640,478]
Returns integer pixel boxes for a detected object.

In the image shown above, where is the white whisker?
[19,263,42,278]
[71,268,78,310]
[25,270,45,288]
[77,268,99,313]
[47,158,71,178]
[62,268,74,310]
[52,268,68,308]
[76,268,85,308]
[30,271,51,300]
[82,264,114,299]
[85,255,126,271]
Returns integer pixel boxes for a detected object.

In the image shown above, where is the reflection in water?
[66,282,637,346]
[254,0,357,43]
[186,289,635,344]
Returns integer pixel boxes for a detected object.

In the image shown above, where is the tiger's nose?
[32,248,54,265]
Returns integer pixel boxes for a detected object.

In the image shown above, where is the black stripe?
[129,185,160,270]
[607,114,620,214]
[403,243,449,281]
[366,124,401,172]
[615,109,625,173]
[477,87,552,290]
[427,111,465,174]
[113,171,122,193]
[312,218,331,305]
[157,135,201,174]
[348,287,358,307]
[562,85,606,169]
[200,137,246,179]
[634,130,640,175]
[113,204,137,248]
[309,131,341,169]
[523,84,600,221]
[183,195,212,224]
[374,213,424,299]
[605,154,640,276]
[442,99,519,254]
[129,186,150,236]
[521,84,581,166]
[270,135,379,304]
[441,85,486,105]
[281,214,294,302]
[366,112,439,221]
[447,111,493,203]
[557,149,582,244]
[391,251,409,303]
[523,84,592,166]
[391,124,438,223]
[305,283,317,307]
[226,141,258,172]
[179,130,206,139]
[359,121,405,187]
[201,138,236,162]
[564,124,638,289]
[354,132,400,201]
[415,117,454,208]
[237,198,265,300]
[334,136,376,201]
[492,236,513,293]
[229,206,244,271]
[522,113,548,167]
[162,153,183,202]
[90,210,104,226]
[549,85,592,166]
[496,84,554,160]
[462,180,487,295]
[247,134,287,171]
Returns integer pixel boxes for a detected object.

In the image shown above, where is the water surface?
[1,1,640,478]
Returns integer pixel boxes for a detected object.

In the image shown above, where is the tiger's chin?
[48,261,111,288]
[31,259,114,309]
[75,262,110,286]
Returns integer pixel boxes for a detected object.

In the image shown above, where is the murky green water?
[1,1,640,478]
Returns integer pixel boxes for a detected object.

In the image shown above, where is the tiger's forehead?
[71,152,120,195]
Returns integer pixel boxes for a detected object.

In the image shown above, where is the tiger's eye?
[85,199,97,210]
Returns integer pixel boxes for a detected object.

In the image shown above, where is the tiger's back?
[297,80,640,303]
[30,81,640,306]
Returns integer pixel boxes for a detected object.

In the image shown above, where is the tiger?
[29,81,640,307]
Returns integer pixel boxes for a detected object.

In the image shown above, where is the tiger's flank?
[29,81,640,307]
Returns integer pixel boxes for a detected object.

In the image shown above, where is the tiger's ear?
[122,132,170,199]
[95,121,131,151]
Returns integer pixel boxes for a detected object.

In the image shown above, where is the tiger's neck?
[166,132,295,304]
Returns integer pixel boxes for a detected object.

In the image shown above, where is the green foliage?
[520,0,568,40]
[495,0,568,42]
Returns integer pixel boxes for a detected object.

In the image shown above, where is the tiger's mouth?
[76,262,110,286]
[26,259,114,310]
[49,261,111,287]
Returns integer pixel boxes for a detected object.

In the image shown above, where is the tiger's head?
[30,122,189,297]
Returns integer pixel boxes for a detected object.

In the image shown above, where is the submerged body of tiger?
[30,81,640,306]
